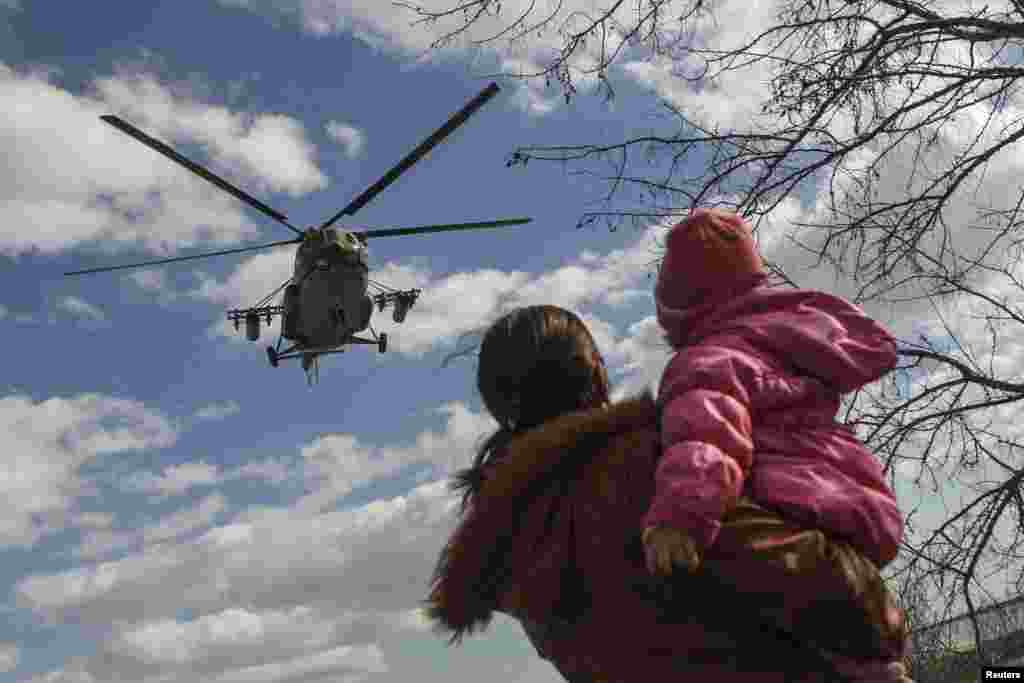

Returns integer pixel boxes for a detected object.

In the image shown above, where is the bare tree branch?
[402,0,1024,663]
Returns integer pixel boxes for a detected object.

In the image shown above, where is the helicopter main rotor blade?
[101,115,304,237]
[320,82,501,229]
[64,238,302,276]
[353,217,531,240]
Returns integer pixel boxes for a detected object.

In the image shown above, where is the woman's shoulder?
[478,392,659,501]
[543,392,658,437]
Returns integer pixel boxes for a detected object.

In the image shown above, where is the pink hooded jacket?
[646,273,902,568]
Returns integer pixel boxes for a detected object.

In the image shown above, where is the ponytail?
[451,423,518,514]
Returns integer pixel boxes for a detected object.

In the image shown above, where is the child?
[645,207,911,681]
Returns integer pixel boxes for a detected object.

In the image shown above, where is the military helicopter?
[65,82,531,383]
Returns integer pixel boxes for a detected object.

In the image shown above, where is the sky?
[1,0,1021,681]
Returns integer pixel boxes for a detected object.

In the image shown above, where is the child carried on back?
[643,208,910,682]
[427,209,912,682]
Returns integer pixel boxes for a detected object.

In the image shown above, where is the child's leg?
[702,497,906,662]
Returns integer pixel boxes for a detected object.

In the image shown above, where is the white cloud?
[15,480,462,672]
[0,393,176,547]
[75,493,229,560]
[231,458,293,485]
[5,395,542,683]
[93,71,327,197]
[325,121,365,159]
[114,457,296,505]
[607,315,672,400]
[130,268,167,292]
[386,267,528,355]
[24,668,97,683]
[381,224,661,355]
[749,162,1024,350]
[191,246,294,341]
[13,401,489,624]
[0,62,323,258]
[212,643,387,683]
[215,0,637,114]
[614,0,1024,325]
[13,403,567,682]
[122,462,224,497]
[619,0,782,132]
[128,268,187,304]
[217,0,489,51]
[194,400,241,421]
[58,295,106,322]
[293,401,494,516]
[394,607,432,633]
[0,643,18,672]
[499,57,566,116]
[73,512,115,529]
[108,607,380,678]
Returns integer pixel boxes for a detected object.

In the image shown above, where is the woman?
[426,305,905,682]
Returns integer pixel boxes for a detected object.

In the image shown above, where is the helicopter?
[65,82,532,384]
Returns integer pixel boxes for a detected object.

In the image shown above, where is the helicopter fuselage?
[286,228,373,348]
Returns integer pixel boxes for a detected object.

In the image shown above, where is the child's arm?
[643,345,760,558]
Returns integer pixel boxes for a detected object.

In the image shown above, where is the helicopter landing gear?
[267,346,279,367]
[378,333,387,353]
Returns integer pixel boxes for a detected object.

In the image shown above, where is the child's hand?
[642,526,701,576]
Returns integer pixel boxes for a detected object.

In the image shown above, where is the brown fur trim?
[480,392,657,503]
[426,392,657,640]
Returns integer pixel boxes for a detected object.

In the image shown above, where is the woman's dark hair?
[452,305,610,508]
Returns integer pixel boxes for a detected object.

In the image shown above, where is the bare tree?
[400,0,1024,668]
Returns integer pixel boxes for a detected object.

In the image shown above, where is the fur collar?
[425,392,657,641]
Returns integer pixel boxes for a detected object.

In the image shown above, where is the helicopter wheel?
[378,333,387,353]
[267,346,279,368]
